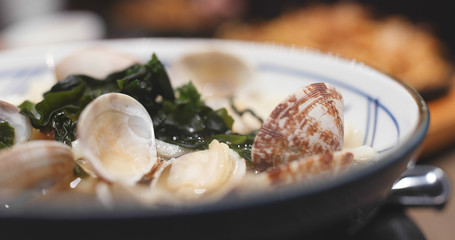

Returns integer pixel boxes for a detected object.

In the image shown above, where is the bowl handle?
[387,165,451,209]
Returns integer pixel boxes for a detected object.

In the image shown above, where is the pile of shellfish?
[0,49,377,208]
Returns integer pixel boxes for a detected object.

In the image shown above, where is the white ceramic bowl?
[0,39,429,239]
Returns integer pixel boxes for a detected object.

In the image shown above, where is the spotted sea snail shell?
[252,82,344,172]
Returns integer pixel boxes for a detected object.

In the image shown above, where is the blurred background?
[1,0,455,53]
[1,0,455,239]
[2,0,455,99]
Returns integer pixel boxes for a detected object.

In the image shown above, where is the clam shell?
[265,151,353,186]
[55,47,138,81]
[170,51,253,98]
[77,93,158,185]
[0,100,32,145]
[252,83,344,172]
[0,140,74,203]
[237,151,353,193]
[151,140,246,203]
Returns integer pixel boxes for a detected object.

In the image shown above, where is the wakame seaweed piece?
[18,74,121,145]
[20,74,116,129]
[52,111,77,146]
[118,54,175,116]
[0,121,15,149]
[18,54,174,146]
[154,82,234,149]
[19,53,173,129]
[18,69,127,144]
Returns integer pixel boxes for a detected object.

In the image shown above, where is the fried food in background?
[216,2,454,99]
[109,0,246,35]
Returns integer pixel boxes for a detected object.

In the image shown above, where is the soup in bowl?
[0,39,429,239]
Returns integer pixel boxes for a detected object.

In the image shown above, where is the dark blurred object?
[350,206,426,240]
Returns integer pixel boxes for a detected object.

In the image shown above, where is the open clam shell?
[252,83,344,172]
[77,93,158,185]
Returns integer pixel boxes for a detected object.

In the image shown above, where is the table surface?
[407,146,455,240]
